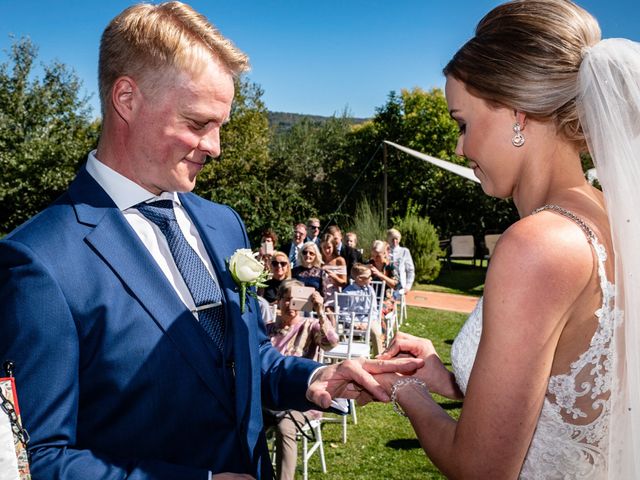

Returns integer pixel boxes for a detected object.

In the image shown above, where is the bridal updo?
[444,0,601,149]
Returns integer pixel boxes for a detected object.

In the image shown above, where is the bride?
[376,0,640,478]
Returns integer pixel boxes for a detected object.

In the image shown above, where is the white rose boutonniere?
[227,248,270,313]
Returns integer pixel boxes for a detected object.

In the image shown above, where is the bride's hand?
[378,331,435,360]
[378,332,463,400]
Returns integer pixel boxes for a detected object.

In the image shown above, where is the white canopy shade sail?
[384,140,481,184]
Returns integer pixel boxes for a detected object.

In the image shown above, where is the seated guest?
[319,233,347,309]
[268,279,339,357]
[266,280,339,480]
[306,217,321,245]
[261,228,279,250]
[387,228,415,293]
[258,228,279,266]
[259,251,291,304]
[291,241,323,293]
[257,295,275,325]
[287,223,307,267]
[327,225,358,278]
[342,263,384,356]
[345,231,364,264]
[368,240,400,319]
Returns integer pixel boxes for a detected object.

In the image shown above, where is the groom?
[0,3,419,479]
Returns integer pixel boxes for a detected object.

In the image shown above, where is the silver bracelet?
[390,378,429,417]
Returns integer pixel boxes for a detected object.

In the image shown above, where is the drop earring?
[512,122,525,147]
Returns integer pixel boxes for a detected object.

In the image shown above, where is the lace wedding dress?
[451,205,622,479]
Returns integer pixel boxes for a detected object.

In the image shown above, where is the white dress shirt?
[85,150,219,315]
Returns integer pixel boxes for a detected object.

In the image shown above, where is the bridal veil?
[578,38,640,478]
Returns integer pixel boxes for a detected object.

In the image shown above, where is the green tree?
[393,203,442,283]
[345,196,386,258]
[344,88,519,242]
[0,37,100,235]
[268,113,355,231]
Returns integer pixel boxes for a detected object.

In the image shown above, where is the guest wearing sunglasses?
[260,251,292,304]
[291,242,324,294]
[306,217,321,245]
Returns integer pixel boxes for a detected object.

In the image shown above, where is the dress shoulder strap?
[531,204,610,292]
[531,204,598,243]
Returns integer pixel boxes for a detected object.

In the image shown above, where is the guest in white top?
[387,228,415,293]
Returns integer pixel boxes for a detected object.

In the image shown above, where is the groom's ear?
[111,76,138,124]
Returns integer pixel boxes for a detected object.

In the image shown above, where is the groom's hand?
[306,357,423,409]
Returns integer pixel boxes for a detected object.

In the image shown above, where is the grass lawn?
[416,260,487,297]
[303,306,467,479]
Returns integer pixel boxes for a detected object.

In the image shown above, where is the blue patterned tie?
[137,200,225,351]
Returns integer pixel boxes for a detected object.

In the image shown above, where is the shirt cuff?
[308,365,328,387]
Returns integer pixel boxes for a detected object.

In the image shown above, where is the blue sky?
[2,0,638,119]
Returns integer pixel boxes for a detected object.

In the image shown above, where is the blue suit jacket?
[0,167,320,479]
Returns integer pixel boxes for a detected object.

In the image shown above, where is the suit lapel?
[69,170,235,416]
[180,194,255,427]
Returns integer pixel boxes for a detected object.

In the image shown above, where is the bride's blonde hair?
[444,0,601,149]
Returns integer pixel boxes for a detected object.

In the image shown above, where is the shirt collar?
[86,150,180,211]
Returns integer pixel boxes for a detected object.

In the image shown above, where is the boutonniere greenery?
[227,249,270,313]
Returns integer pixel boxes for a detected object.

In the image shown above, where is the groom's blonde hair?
[98,1,249,116]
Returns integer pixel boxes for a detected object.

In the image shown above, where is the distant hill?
[268,111,369,134]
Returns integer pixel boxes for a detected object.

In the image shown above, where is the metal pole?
[383,142,388,229]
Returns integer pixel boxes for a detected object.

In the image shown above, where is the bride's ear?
[514,110,527,130]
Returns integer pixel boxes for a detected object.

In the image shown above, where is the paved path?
[406,290,479,314]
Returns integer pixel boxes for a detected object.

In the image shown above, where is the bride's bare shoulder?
[484,211,595,321]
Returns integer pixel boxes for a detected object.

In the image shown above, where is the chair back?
[326,291,376,361]
[370,280,386,313]
[484,234,501,259]
[450,235,475,259]
[371,279,400,346]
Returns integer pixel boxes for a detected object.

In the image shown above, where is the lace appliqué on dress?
[451,208,622,480]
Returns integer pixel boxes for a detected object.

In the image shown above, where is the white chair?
[483,233,501,265]
[324,291,375,362]
[397,288,407,327]
[323,291,376,442]
[370,279,385,308]
[301,417,326,480]
[371,280,398,348]
[448,234,476,267]
[266,413,326,480]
